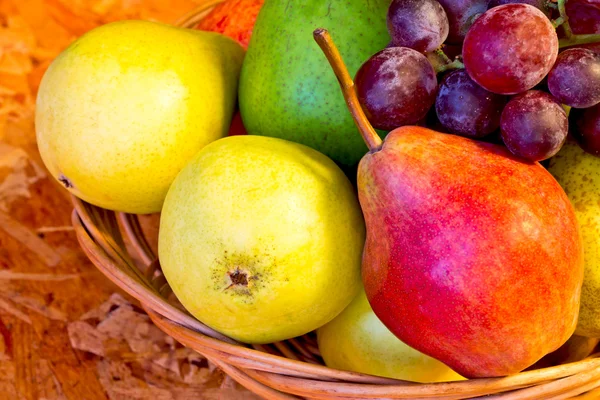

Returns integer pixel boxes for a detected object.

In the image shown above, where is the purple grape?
[435,69,507,137]
[561,1,600,55]
[548,48,600,108]
[571,104,600,156]
[500,91,568,161]
[488,0,551,17]
[565,0,600,35]
[354,47,437,131]
[387,0,450,53]
[583,43,600,55]
[437,0,488,44]
[463,4,559,95]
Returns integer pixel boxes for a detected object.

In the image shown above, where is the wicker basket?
[69,3,600,399]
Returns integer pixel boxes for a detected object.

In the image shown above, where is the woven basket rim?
[71,195,600,399]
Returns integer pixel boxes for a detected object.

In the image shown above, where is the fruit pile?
[34,0,600,385]
[358,0,600,162]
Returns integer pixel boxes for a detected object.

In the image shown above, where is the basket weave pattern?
[69,4,600,399]
[71,197,600,400]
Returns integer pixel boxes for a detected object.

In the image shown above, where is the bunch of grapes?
[354,0,600,161]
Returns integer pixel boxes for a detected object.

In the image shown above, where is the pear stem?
[313,28,383,152]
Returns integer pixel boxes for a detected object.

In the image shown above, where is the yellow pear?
[158,135,365,343]
[36,20,244,213]
[318,288,464,383]
[549,141,600,337]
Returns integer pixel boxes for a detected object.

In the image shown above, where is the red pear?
[314,29,584,378]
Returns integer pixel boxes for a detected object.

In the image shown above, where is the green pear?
[318,289,464,383]
[36,20,244,213]
[238,0,390,168]
[549,141,600,337]
[158,135,365,343]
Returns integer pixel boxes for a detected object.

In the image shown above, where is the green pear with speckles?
[158,135,365,343]
[549,141,600,338]
[36,20,244,213]
[238,0,390,168]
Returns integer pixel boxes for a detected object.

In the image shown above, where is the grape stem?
[313,28,383,152]
[432,48,465,74]
[436,59,465,73]
[552,16,565,29]
[435,48,452,64]
[556,0,573,38]
[559,34,600,48]
[553,0,600,48]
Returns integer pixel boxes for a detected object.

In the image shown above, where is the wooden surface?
[0,1,257,398]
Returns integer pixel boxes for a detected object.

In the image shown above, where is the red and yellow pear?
[314,29,584,378]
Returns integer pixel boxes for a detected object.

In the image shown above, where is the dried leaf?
[0,52,33,75]
[133,358,185,387]
[126,320,167,354]
[97,359,174,400]
[44,0,100,36]
[220,374,236,390]
[0,142,47,211]
[207,360,219,375]
[97,359,134,383]
[97,304,149,339]
[181,361,212,385]
[0,73,30,95]
[79,293,130,321]
[0,15,36,50]
[67,321,107,356]
[118,348,188,363]
[90,0,120,16]
[200,387,262,400]
[151,354,182,377]
[103,338,132,358]
[108,385,174,400]
[27,58,52,94]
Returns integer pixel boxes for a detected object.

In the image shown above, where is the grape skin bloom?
[437,0,489,44]
[548,48,600,109]
[463,4,558,95]
[387,0,450,53]
[435,69,507,138]
[571,104,600,157]
[355,47,438,131]
[500,91,568,161]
